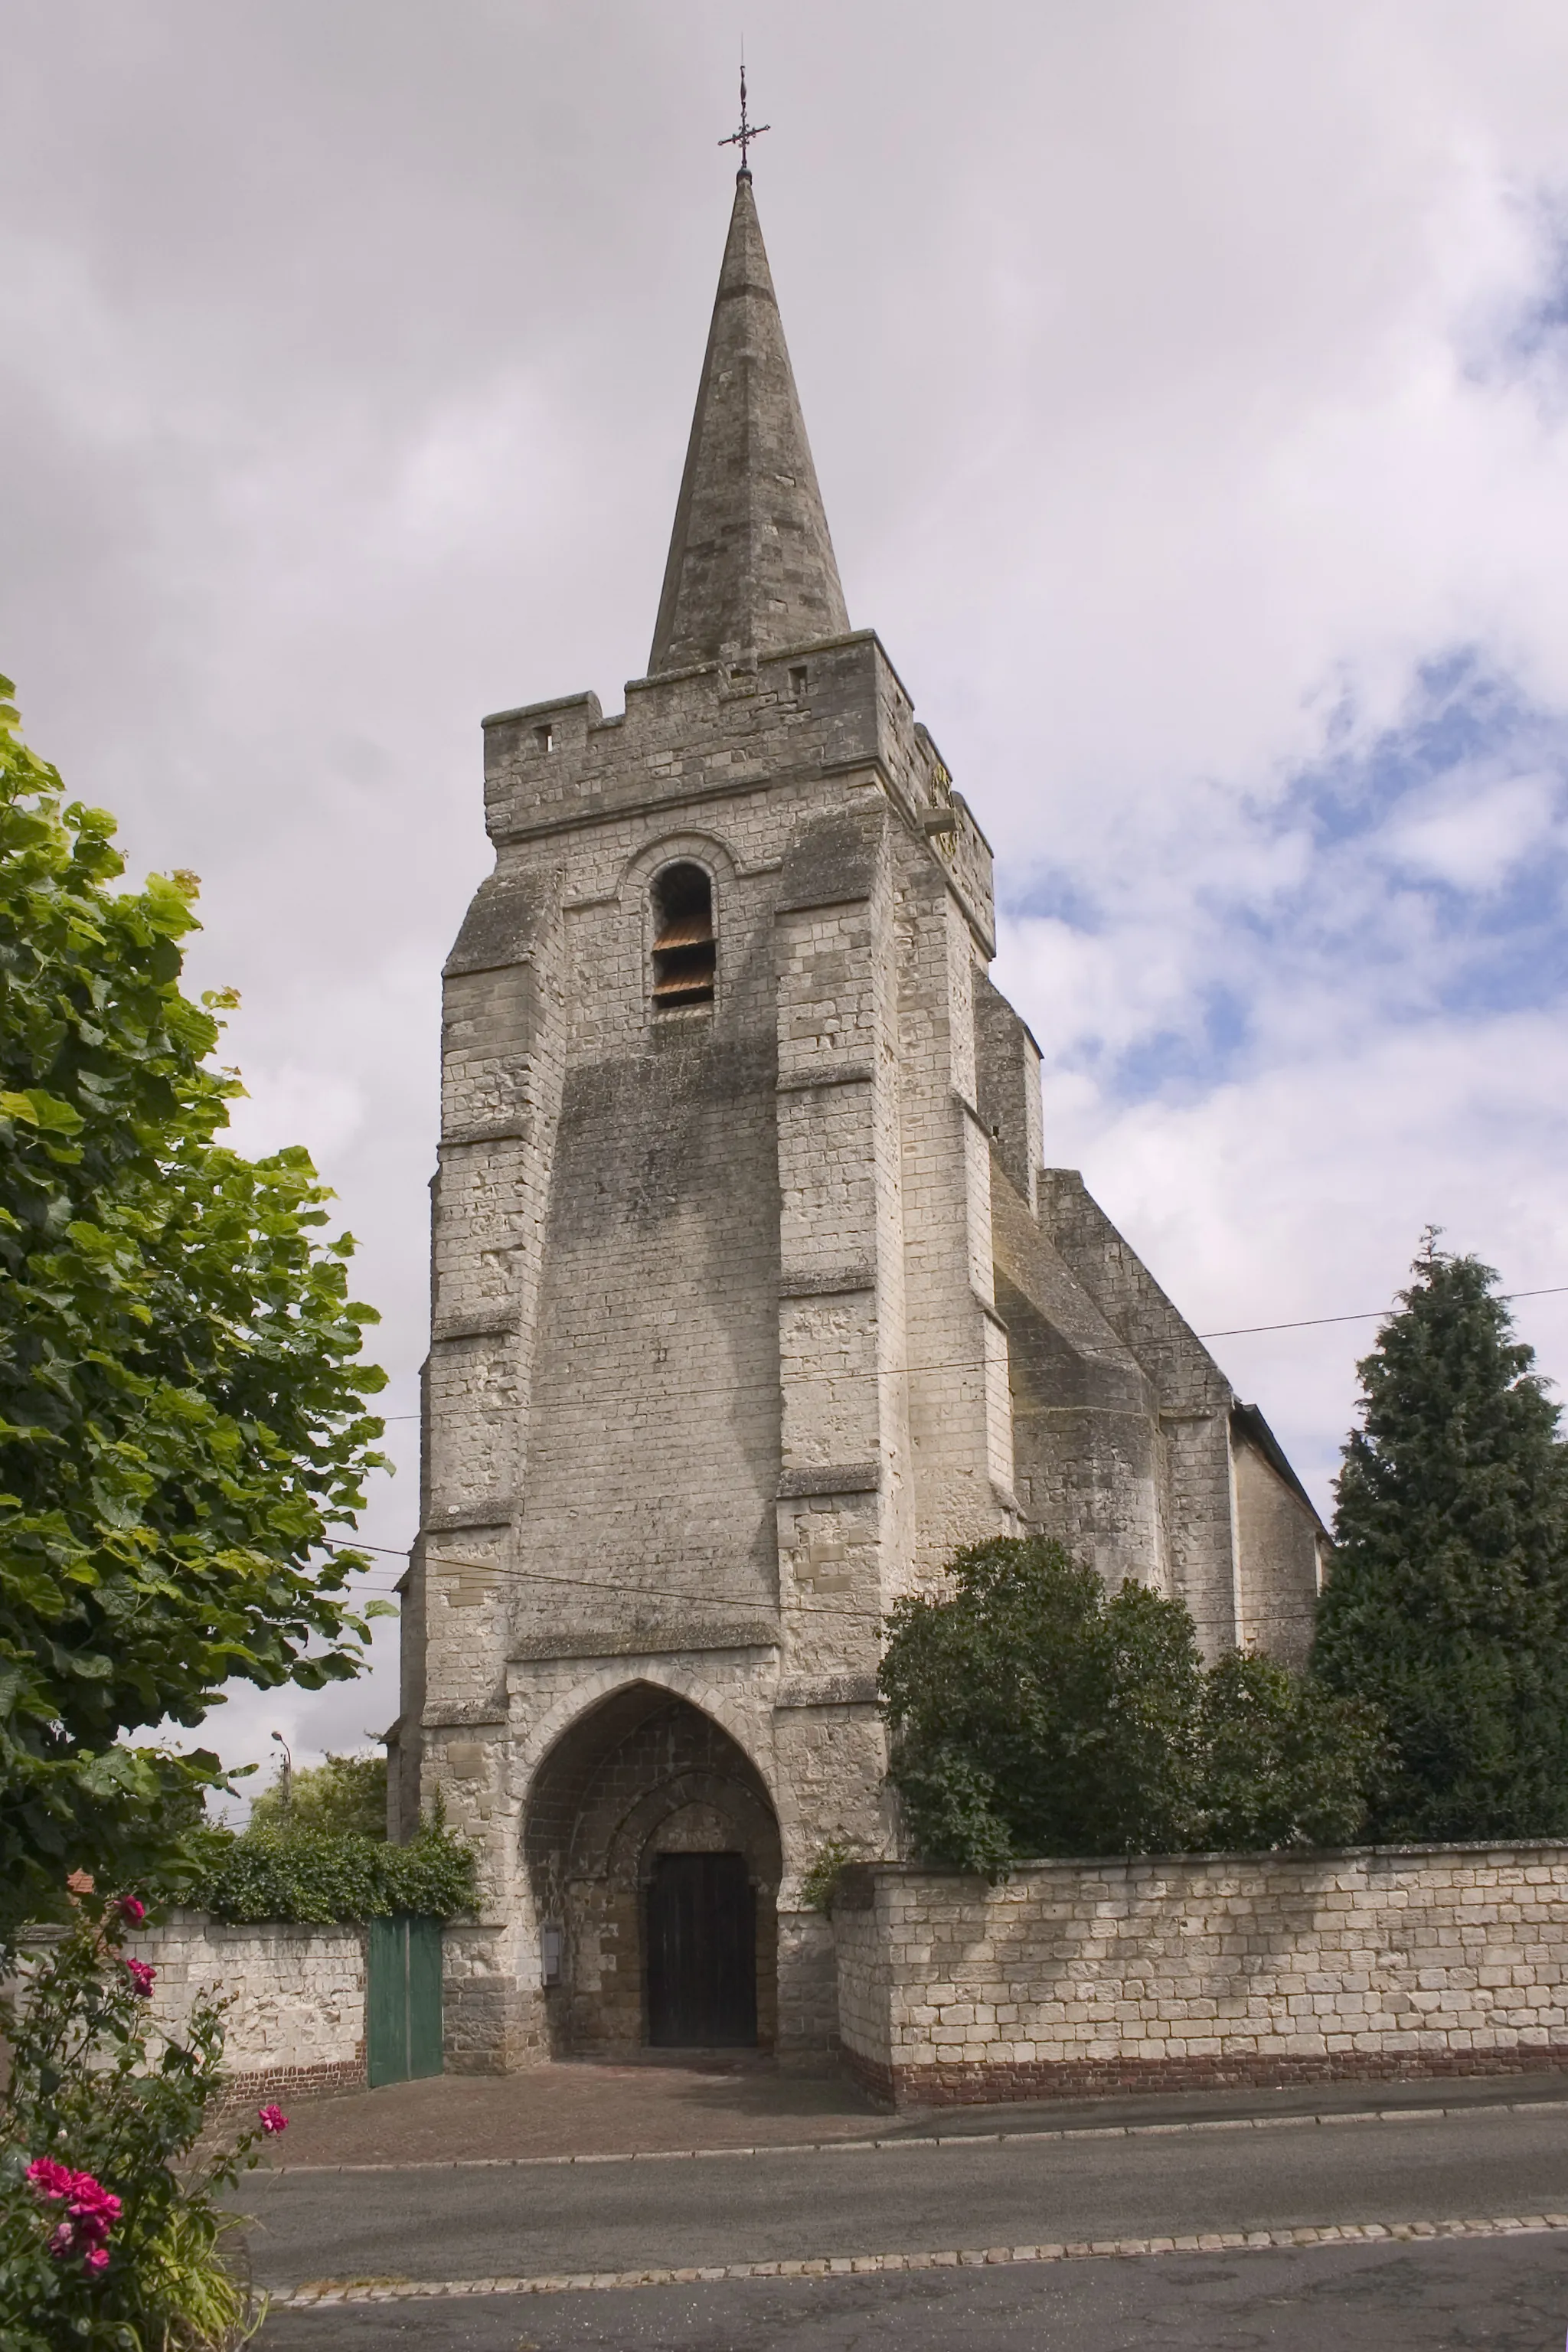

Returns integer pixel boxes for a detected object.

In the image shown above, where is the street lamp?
[270,1730,293,1823]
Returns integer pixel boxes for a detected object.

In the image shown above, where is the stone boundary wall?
[831,1844,1568,2108]
[126,1912,368,2111]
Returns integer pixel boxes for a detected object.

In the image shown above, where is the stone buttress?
[392,170,1327,2072]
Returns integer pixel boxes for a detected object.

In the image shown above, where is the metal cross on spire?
[718,63,769,175]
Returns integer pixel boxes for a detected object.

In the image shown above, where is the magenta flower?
[117,1894,146,1926]
[257,2103,288,2135]
[67,2181,121,2244]
[26,2158,77,2202]
[28,2161,121,2270]
[123,1958,155,1997]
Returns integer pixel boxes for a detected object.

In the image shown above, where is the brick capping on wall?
[832,1841,1568,2112]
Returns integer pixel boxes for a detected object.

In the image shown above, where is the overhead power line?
[360,1285,1568,1423]
[1197,1283,1568,1340]
[323,1537,1318,1632]
[338,1552,1316,1627]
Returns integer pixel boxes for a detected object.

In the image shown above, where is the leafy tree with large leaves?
[879,1537,1377,1875]
[0,678,390,1944]
[1313,1238,1568,1840]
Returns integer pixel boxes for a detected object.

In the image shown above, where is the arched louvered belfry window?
[651,862,716,1008]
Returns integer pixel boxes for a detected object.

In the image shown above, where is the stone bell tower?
[394,166,1326,2073]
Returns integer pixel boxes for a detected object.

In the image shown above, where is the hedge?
[188,1824,475,1924]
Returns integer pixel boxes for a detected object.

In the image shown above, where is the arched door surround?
[523,1684,781,2056]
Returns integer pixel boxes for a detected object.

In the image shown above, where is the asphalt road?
[239,2102,1568,2292]
[258,2230,1568,2350]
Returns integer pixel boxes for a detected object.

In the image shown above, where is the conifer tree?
[1312,1236,1568,1841]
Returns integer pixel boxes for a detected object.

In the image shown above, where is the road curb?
[270,2211,1568,2308]
[263,2094,1563,2175]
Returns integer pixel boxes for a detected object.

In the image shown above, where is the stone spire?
[647,172,850,675]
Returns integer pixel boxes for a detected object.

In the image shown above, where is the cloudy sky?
[5,2,1568,1795]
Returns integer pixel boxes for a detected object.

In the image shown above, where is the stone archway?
[523,1683,781,2057]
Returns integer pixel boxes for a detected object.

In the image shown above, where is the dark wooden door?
[645,1852,757,2047]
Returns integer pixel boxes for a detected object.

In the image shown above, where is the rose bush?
[0,1882,275,2349]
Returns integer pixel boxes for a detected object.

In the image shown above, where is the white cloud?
[1383,769,1560,888]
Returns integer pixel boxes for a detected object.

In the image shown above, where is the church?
[390,163,1325,2073]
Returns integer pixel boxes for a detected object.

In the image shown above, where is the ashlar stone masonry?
[831,1845,1568,2106]
[393,168,1325,2072]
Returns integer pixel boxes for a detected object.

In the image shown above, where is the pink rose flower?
[123,1958,155,1997]
[117,1894,146,1926]
[30,2164,120,2269]
[27,2158,77,2202]
[257,2103,288,2135]
[68,2181,121,2244]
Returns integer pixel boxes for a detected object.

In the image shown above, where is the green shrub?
[799,1838,866,1915]
[880,1536,1379,1877]
[880,1537,1204,1873]
[190,1820,475,1925]
[1198,1648,1383,1852]
[0,1883,273,2350]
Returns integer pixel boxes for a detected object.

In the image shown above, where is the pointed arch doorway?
[524,1685,780,2057]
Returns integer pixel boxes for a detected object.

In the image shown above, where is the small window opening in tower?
[536,724,555,753]
[789,665,808,694]
[652,862,716,1009]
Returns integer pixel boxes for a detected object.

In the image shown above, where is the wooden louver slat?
[654,913,715,952]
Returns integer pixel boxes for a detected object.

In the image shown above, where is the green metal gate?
[367,1913,444,2087]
